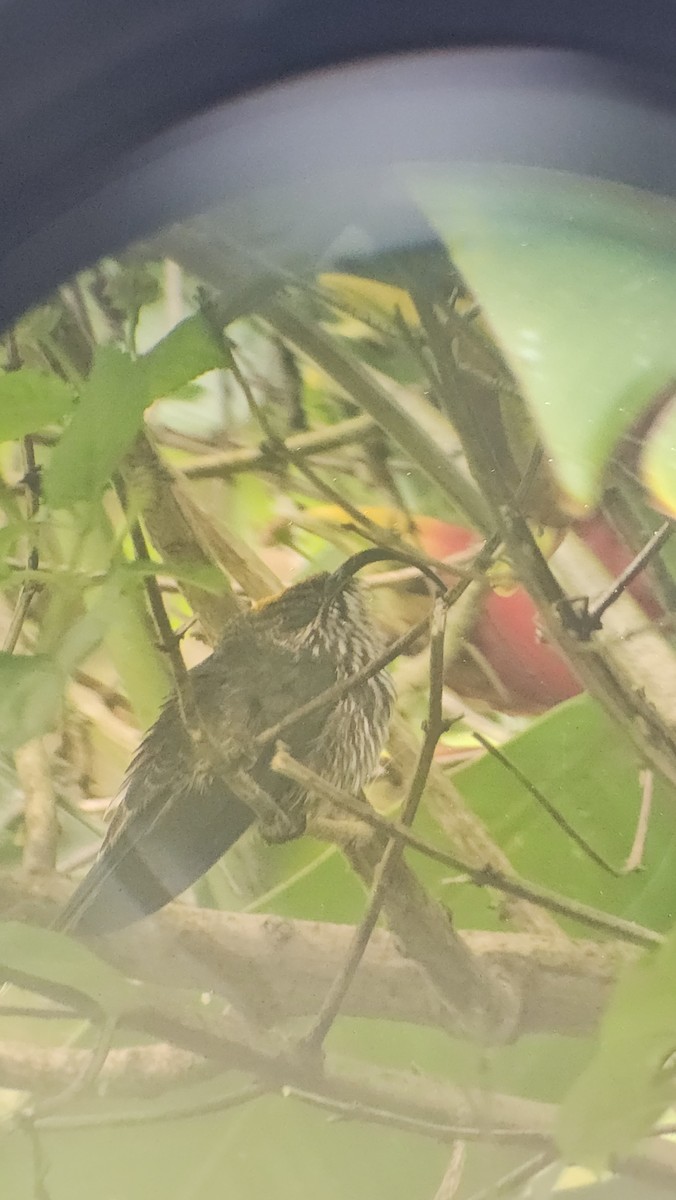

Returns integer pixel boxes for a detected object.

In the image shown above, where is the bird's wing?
[57,626,336,934]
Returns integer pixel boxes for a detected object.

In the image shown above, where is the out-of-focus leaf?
[0,652,64,750]
[0,523,26,580]
[102,590,170,727]
[142,311,231,401]
[410,165,676,510]
[52,582,124,673]
[43,318,232,509]
[0,921,138,1017]
[639,389,676,517]
[47,504,170,727]
[104,262,162,316]
[115,557,228,594]
[0,369,75,442]
[558,924,676,1169]
[44,347,149,508]
[0,1083,450,1200]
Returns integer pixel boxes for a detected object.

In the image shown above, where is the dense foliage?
[1,168,675,1199]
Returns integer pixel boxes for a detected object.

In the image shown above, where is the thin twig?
[228,340,404,549]
[24,1016,118,1120]
[462,1151,554,1200]
[603,478,676,615]
[271,747,661,949]
[281,1084,550,1146]
[182,414,377,479]
[33,1083,266,1131]
[264,297,493,533]
[121,431,242,638]
[431,1141,467,1200]
[624,769,654,873]
[21,1120,52,1200]
[584,520,673,630]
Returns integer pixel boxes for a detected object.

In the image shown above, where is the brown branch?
[15,741,58,874]
[23,1016,118,1121]
[0,872,630,1040]
[3,972,675,1188]
[278,780,519,1043]
[182,414,377,479]
[121,431,243,638]
[0,1039,213,1099]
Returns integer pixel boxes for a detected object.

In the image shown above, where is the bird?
[56,555,396,935]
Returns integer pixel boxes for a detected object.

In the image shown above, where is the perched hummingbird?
[57,556,396,934]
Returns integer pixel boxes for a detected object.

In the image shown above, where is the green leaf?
[410,165,676,509]
[558,924,676,1168]
[101,590,170,727]
[0,652,65,750]
[44,346,149,508]
[115,557,229,594]
[52,581,124,673]
[0,921,137,1018]
[0,369,75,442]
[142,311,231,401]
[448,695,676,934]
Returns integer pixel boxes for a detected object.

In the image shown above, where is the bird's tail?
[55,780,255,936]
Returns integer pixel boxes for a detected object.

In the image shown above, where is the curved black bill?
[325,547,447,600]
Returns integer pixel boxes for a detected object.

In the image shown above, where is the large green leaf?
[448,695,676,933]
[44,347,149,508]
[0,370,75,442]
[50,581,126,674]
[0,652,65,750]
[558,924,676,1169]
[0,921,137,1018]
[410,165,676,509]
[142,310,231,401]
[43,315,232,509]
